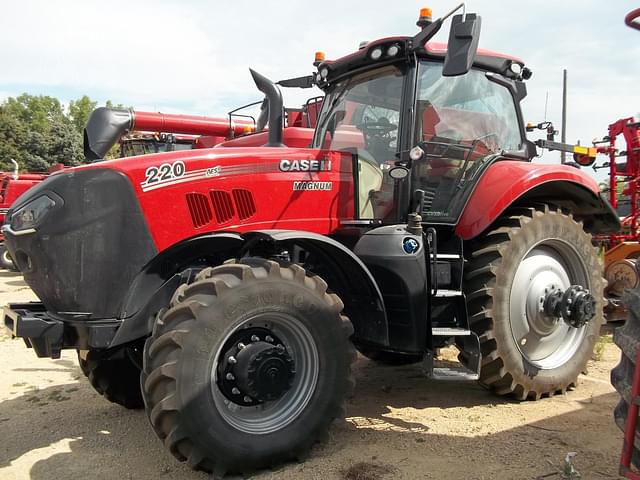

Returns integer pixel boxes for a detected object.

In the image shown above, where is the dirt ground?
[0,270,626,480]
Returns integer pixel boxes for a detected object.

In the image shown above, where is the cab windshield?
[412,60,523,223]
[313,65,406,220]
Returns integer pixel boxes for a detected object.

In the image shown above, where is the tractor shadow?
[0,270,22,278]
[0,350,622,479]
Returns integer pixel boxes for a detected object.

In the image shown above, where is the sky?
[0,0,638,181]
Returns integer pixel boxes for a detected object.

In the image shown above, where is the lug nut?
[238,342,246,350]
[243,396,252,403]
[228,356,237,364]
[251,335,260,342]
[265,335,274,343]
[276,344,285,351]
[226,372,235,381]
[232,387,241,395]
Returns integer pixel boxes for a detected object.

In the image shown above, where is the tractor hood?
[3,146,354,320]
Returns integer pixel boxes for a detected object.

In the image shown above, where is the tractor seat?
[356,149,383,219]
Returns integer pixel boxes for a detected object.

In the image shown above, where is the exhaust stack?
[249,69,285,147]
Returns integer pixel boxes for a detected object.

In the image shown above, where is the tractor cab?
[312,54,528,222]
[264,5,533,226]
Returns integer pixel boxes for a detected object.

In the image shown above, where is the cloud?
[1,0,638,177]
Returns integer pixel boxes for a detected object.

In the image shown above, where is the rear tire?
[78,343,144,409]
[141,258,355,476]
[612,289,640,468]
[464,206,604,400]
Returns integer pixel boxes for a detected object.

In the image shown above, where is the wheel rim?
[509,240,589,370]
[2,250,12,266]
[211,312,319,434]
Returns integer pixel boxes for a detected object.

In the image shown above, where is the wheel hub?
[234,341,295,402]
[543,285,596,329]
[217,327,296,406]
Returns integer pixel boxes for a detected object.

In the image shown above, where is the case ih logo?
[293,181,333,191]
[279,159,331,172]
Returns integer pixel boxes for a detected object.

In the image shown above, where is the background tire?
[78,343,144,409]
[464,206,604,400]
[357,346,422,365]
[0,244,17,271]
[141,258,355,476]
[612,289,640,467]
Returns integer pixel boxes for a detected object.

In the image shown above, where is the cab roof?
[318,36,524,86]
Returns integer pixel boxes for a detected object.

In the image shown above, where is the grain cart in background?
[3,6,619,477]
[96,97,324,158]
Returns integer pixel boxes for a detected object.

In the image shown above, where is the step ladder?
[424,325,481,381]
[425,232,480,380]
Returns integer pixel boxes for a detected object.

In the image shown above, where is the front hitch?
[543,285,596,328]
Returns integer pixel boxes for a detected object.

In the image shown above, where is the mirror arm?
[410,3,465,51]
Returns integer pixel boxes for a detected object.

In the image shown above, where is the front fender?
[456,161,620,240]
[112,229,390,348]
[244,230,389,346]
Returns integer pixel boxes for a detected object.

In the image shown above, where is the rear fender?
[456,161,620,240]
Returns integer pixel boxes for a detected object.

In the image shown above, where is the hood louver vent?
[210,190,234,224]
[232,189,256,220]
[186,192,213,228]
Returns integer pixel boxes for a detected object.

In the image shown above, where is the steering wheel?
[360,117,397,135]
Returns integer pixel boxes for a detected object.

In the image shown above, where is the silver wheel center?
[509,243,588,370]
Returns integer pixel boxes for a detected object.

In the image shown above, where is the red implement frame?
[596,118,640,247]
[621,349,640,479]
[618,13,640,478]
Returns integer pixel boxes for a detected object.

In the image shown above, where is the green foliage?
[0,93,120,172]
[68,95,97,134]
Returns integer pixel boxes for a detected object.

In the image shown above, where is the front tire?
[141,258,355,476]
[465,206,604,400]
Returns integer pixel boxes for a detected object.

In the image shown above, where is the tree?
[0,93,131,172]
[68,95,97,134]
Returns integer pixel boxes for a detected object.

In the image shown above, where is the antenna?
[543,91,549,121]
[561,69,568,164]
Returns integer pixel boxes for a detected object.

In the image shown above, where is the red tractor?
[2,6,619,477]
[0,160,62,270]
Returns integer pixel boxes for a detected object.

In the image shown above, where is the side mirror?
[442,13,481,77]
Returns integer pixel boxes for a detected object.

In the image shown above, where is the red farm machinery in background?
[114,97,324,157]
[607,7,640,480]
[0,161,64,270]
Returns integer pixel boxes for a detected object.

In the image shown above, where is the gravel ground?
[0,270,625,480]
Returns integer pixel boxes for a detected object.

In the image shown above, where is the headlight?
[387,44,400,57]
[370,47,383,60]
[10,195,56,231]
